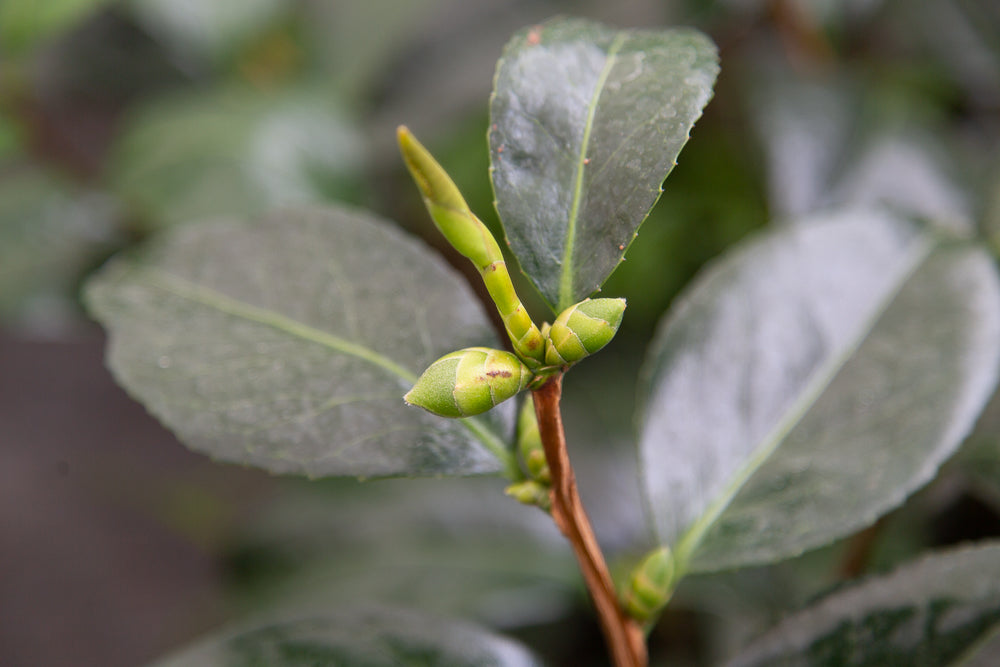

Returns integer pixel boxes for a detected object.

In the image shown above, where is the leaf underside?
[638,207,1000,573]
[149,606,544,667]
[489,17,719,312]
[85,206,513,479]
[728,541,1000,667]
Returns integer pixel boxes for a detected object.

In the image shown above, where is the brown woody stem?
[532,375,647,667]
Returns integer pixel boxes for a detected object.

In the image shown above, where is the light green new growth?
[504,479,552,511]
[404,347,532,418]
[517,394,550,484]
[397,126,546,367]
[622,546,675,624]
[545,297,626,367]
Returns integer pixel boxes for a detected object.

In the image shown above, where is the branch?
[532,374,647,667]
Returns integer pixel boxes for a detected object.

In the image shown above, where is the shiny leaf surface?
[729,542,1000,667]
[150,606,544,667]
[489,18,718,311]
[85,206,515,478]
[638,208,1000,573]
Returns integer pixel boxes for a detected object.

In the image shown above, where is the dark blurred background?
[2,0,1000,665]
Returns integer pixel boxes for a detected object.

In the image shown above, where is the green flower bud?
[622,546,675,623]
[517,395,550,484]
[397,126,546,366]
[504,479,551,511]
[545,298,626,367]
[404,347,532,418]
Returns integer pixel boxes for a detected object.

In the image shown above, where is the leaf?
[236,477,576,629]
[107,86,365,231]
[489,17,718,312]
[128,0,287,65]
[637,207,1000,574]
[728,541,1000,667]
[0,0,114,56]
[0,166,119,332]
[149,606,545,667]
[84,206,516,479]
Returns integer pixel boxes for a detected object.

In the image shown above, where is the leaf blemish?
[486,370,513,378]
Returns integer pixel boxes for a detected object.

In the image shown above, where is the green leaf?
[728,541,1000,667]
[234,478,576,628]
[149,606,544,667]
[637,207,1000,574]
[0,0,114,56]
[107,86,364,231]
[489,18,718,312]
[0,166,119,332]
[84,206,516,479]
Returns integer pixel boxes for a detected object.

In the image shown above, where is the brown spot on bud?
[486,370,513,378]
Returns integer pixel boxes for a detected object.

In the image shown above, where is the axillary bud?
[545,297,626,367]
[404,347,533,418]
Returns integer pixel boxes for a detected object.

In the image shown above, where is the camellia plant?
[83,16,1000,667]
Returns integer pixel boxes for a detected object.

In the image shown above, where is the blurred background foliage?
[1,0,999,665]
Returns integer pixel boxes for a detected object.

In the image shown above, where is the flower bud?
[545,298,626,366]
[517,395,550,484]
[622,546,675,623]
[504,479,551,511]
[404,347,532,418]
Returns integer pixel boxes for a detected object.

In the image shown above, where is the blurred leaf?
[727,541,1000,666]
[84,205,516,479]
[0,166,119,332]
[0,0,114,56]
[489,18,718,312]
[128,0,288,67]
[149,606,544,667]
[107,86,364,230]
[749,76,855,219]
[637,207,1000,574]
[301,0,443,98]
[234,477,575,630]
[0,114,24,161]
[751,74,970,227]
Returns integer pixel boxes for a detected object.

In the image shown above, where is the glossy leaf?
[84,206,516,478]
[489,18,718,311]
[728,541,1000,667]
[149,606,544,667]
[107,86,364,231]
[637,207,1000,574]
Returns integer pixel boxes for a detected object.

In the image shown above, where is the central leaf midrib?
[670,235,937,573]
[146,268,418,382]
[141,268,515,473]
[558,33,627,311]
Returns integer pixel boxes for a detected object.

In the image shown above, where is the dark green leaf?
[489,18,718,311]
[85,206,516,478]
[637,208,1000,574]
[149,606,544,667]
[107,87,364,231]
[236,478,576,629]
[728,541,1000,667]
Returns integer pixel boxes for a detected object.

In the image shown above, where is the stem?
[532,375,647,667]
